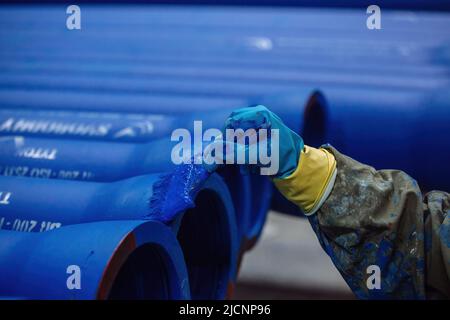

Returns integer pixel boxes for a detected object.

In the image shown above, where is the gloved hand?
[220,105,337,216]
[222,105,304,178]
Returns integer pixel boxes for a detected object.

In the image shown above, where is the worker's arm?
[291,145,450,299]
[225,105,450,299]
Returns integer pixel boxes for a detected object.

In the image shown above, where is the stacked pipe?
[0,3,449,299]
[0,171,238,299]
[0,220,191,299]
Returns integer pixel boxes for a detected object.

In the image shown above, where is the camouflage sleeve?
[423,191,450,298]
[306,146,450,299]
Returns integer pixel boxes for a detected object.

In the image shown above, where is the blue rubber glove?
[223,105,304,178]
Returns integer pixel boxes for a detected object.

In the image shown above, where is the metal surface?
[0,134,264,240]
[1,5,449,192]
[0,172,239,299]
[0,4,449,299]
[0,220,190,299]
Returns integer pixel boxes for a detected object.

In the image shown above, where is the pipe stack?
[0,3,449,298]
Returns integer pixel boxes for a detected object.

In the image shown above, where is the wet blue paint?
[148,160,211,223]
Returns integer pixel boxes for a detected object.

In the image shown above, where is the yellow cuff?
[273,145,337,215]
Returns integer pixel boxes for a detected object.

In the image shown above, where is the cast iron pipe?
[0,220,190,299]
[0,171,238,299]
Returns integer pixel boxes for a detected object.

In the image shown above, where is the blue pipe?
[0,106,258,240]
[0,108,243,143]
[0,89,319,225]
[1,29,447,63]
[1,3,448,299]
[0,135,213,181]
[1,6,449,38]
[0,173,190,228]
[255,87,450,194]
[0,88,247,114]
[321,87,450,192]
[0,62,446,96]
[0,134,256,239]
[1,5,448,214]
[173,176,238,298]
[0,52,446,83]
[1,6,448,79]
[2,5,450,28]
[0,109,179,143]
[11,1,444,11]
[250,87,450,213]
[2,39,447,75]
[2,23,449,81]
[0,77,322,148]
[0,106,272,240]
[0,220,190,299]
[0,171,239,299]
[0,84,321,232]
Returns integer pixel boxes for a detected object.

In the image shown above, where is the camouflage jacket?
[308,146,450,299]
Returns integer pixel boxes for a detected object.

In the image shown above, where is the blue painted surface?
[0,173,181,227]
[0,172,238,299]
[4,1,450,11]
[0,109,179,142]
[0,5,449,196]
[0,134,265,240]
[0,3,449,299]
[0,220,190,299]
